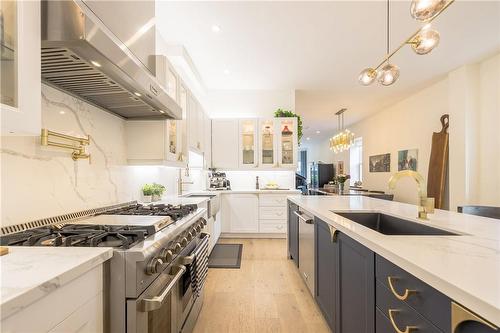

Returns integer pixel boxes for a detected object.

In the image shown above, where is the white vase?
[152,194,160,202]
[143,195,152,203]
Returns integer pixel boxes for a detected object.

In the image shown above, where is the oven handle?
[180,233,210,265]
[140,265,186,312]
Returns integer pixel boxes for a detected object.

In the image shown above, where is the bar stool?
[457,206,500,220]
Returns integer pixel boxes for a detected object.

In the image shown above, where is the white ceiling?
[156,1,500,139]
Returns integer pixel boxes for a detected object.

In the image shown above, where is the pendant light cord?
[386,0,390,61]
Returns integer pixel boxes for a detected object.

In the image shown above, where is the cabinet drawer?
[259,194,287,207]
[259,206,287,220]
[376,282,441,333]
[376,255,450,331]
[259,222,286,233]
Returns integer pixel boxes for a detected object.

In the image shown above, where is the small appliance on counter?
[208,170,231,190]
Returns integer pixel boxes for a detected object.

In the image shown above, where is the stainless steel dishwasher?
[296,208,315,295]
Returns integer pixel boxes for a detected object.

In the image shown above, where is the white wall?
[206,89,294,118]
[0,85,181,227]
[309,53,500,209]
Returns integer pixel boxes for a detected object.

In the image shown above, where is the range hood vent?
[41,0,181,120]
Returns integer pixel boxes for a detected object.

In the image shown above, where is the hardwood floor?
[193,238,330,333]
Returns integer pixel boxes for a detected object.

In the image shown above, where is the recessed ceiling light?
[306,137,311,141]
[211,25,221,33]
[59,111,65,115]
[90,60,101,67]
[316,130,321,134]
[159,110,165,114]
[134,92,142,97]
[223,69,230,75]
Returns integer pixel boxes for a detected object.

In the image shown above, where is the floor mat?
[208,244,243,269]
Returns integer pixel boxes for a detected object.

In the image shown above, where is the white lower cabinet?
[2,265,104,333]
[220,193,289,235]
[221,194,259,233]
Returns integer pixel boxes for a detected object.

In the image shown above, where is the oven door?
[127,265,186,333]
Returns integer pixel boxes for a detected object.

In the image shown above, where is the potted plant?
[335,174,351,193]
[142,184,154,203]
[152,183,166,202]
[274,108,303,145]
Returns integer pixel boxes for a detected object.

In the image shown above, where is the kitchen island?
[287,195,500,331]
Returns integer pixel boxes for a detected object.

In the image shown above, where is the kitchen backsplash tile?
[0,85,180,227]
[224,170,295,190]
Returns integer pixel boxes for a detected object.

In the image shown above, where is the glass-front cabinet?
[277,117,298,167]
[239,119,258,167]
[1,0,40,135]
[259,119,277,167]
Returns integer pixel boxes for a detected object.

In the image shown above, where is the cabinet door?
[258,119,277,167]
[276,117,298,168]
[337,232,375,333]
[187,94,198,151]
[178,85,188,163]
[287,201,299,266]
[224,194,259,233]
[165,120,179,162]
[211,119,239,169]
[197,104,205,152]
[204,113,212,169]
[239,119,258,168]
[1,0,41,135]
[315,218,337,332]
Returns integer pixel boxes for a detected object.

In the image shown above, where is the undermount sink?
[333,212,460,236]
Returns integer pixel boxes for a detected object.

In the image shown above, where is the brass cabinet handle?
[328,225,338,243]
[388,309,418,333]
[388,276,417,301]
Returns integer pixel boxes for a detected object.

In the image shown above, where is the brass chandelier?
[329,108,354,154]
[359,0,455,86]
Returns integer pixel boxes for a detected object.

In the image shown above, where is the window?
[349,137,363,185]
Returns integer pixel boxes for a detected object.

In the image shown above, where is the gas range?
[0,201,209,333]
[0,203,198,249]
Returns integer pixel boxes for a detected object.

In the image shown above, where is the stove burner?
[104,203,197,221]
[0,224,147,249]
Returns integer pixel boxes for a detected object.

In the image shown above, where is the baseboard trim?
[220,233,286,239]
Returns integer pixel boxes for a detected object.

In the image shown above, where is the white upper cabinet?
[238,119,258,168]
[204,113,212,169]
[276,117,298,168]
[1,0,41,135]
[212,119,239,169]
[258,119,278,168]
[211,117,298,170]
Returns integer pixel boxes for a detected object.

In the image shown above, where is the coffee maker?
[208,170,231,190]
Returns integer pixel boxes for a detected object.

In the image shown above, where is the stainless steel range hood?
[41,0,181,120]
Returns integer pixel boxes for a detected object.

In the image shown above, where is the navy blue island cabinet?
[314,217,375,333]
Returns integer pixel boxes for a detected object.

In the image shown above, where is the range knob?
[159,248,173,264]
[186,231,193,241]
[146,257,164,275]
[201,219,207,226]
[195,225,201,233]
[172,242,182,254]
[181,237,188,246]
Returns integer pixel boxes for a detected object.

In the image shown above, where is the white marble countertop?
[206,189,301,194]
[0,247,113,320]
[143,195,211,206]
[287,195,500,326]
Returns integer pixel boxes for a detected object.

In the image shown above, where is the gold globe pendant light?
[410,0,447,22]
[358,0,454,86]
[329,109,355,154]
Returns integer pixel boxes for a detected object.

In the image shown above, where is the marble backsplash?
[0,85,180,227]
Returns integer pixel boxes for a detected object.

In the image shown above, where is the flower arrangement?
[335,174,351,184]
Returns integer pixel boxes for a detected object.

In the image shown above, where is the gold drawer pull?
[388,309,418,333]
[388,276,417,301]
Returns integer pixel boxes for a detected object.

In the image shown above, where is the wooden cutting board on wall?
[427,114,449,209]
